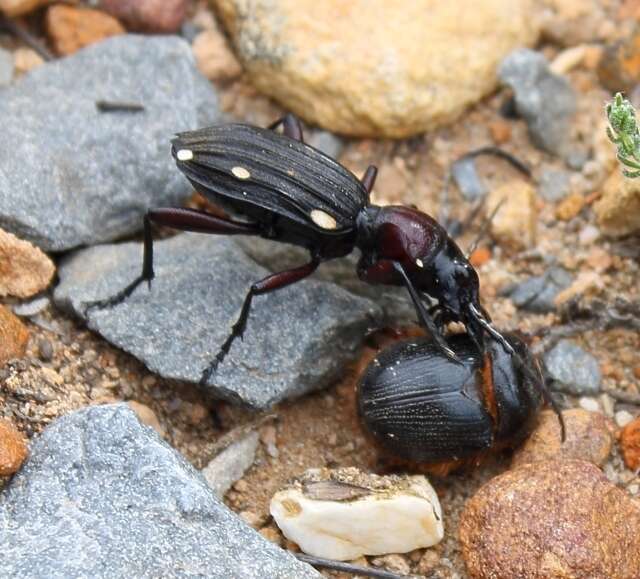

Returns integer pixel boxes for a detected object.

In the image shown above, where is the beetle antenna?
[466,197,505,258]
[468,303,566,441]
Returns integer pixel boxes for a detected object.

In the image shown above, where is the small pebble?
[620,418,640,471]
[260,425,279,459]
[192,28,242,81]
[538,168,571,202]
[615,410,634,428]
[99,0,188,33]
[370,554,410,575]
[126,401,166,438]
[578,224,600,246]
[38,338,54,362]
[579,397,600,413]
[486,179,536,249]
[499,49,576,155]
[509,267,572,313]
[306,131,344,160]
[0,305,29,367]
[544,340,601,396]
[12,296,50,318]
[13,48,43,74]
[555,192,586,221]
[0,418,28,476]
[451,155,487,201]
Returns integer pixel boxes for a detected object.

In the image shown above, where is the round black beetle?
[357,332,545,474]
[89,114,531,391]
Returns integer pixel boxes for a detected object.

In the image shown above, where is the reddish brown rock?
[512,409,614,468]
[45,5,125,56]
[0,228,55,298]
[99,0,187,33]
[620,417,640,471]
[0,305,29,367]
[460,460,640,579]
[0,419,28,476]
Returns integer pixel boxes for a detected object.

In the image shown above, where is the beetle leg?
[360,165,378,195]
[268,113,304,142]
[391,261,462,364]
[85,208,260,312]
[201,255,322,384]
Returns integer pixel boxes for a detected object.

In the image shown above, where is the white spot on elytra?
[232,166,251,180]
[416,258,424,268]
[310,209,337,230]
[176,149,193,161]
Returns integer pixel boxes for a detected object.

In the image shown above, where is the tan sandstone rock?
[213,0,539,138]
[595,170,640,237]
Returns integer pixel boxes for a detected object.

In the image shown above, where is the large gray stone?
[0,404,318,578]
[0,35,219,252]
[499,49,576,155]
[54,234,382,409]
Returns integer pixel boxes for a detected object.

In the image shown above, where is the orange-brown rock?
[45,5,125,56]
[213,0,539,138]
[512,409,613,468]
[595,170,640,237]
[460,460,640,579]
[486,180,537,250]
[0,419,28,476]
[598,26,640,93]
[192,28,243,82]
[555,192,586,221]
[0,305,29,367]
[0,228,55,298]
[0,0,51,17]
[620,417,640,470]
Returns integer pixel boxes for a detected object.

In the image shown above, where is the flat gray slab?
[0,404,318,579]
[54,234,381,408]
[0,35,219,252]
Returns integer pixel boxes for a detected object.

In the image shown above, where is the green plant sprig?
[606,92,640,179]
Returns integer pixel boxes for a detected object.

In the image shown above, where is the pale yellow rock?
[0,228,55,298]
[595,170,640,237]
[13,48,44,75]
[270,468,443,560]
[486,180,537,250]
[213,0,539,138]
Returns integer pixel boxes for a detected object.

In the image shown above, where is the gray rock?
[499,49,576,155]
[0,35,219,252]
[538,169,571,202]
[12,295,50,318]
[508,267,573,313]
[0,47,13,87]
[451,155,488,201]
[306,130,344,160]
[544,340,601,395]
[54,234,381,409]
[0,404,318,578]
[202,430,260,498]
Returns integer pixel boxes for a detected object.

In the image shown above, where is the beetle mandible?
[357,331,546,475]
[90,114,521,386]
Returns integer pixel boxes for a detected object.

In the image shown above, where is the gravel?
[499,49,576,155]
[508,267,573,313]
[0,35,219,252]
[544,339,602,395]
[0,404,318,578]
[54,234,382,409]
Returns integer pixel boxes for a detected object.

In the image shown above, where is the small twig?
[0,16,53,61]
[294,553,423,579]
[96,100,146,113]
[466,197,503,257]
[461,146,532,178]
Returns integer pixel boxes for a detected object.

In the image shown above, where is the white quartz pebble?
[270,468,443,561]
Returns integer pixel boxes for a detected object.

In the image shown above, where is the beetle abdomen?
[358,335,494,463]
